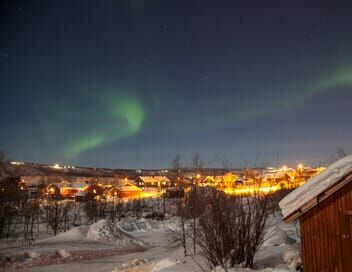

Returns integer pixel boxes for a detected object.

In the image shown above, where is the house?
[59,181,88,198]
[84,184,104,196]
[135,176,170,188]
[261,172,295,188]
[170,176,192,187]
[279,155,352,272]
[106,181,142,199]
[0,176,26,201]
[202,172,239,188]
[46,184,61,199]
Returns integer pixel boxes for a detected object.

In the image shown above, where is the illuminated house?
[135,176,170,188]
[59,181,88,198]
[84,184,104,196]
[202,172,239,188]
[261,172,293,185]
[106,180,142,198]
[46,184,61,199]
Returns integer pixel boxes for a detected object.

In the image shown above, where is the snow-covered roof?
[75,191,87,196]
[261,172,294,182]
[59,182,87,189]
[137,176,170,183]
[118,181,141,192]
[279,155,352,221]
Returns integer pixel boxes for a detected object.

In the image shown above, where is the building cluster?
[184,165,325,195]
[0,164,325,202]
[44,178,143,201]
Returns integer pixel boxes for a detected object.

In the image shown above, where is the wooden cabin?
[106,181,141,199]
[84,184,104,196]
[280,156,352,272]
[135,176,170,188]
[59,181,87,198]
[201,172,239,188]
[46,184,61,199]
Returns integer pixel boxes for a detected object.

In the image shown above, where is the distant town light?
[281,165,288,171]
[52,163,61,169]
[10,161,24,165]
[297,163,304,169]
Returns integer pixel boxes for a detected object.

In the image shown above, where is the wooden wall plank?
[298,180,352,272]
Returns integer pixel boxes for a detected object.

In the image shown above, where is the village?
[1,162,325,203]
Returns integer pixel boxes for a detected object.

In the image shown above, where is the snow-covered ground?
[0,212,301,272]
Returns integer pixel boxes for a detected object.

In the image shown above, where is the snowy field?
[0,212,301,272]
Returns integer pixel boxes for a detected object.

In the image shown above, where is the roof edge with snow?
[279,155,352,222]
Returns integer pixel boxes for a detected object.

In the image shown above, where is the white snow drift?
[39,219,140,246]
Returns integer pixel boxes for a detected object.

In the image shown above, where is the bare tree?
[197,188,275,269]
[190,153,204,253]
[46,199,69,236]
[0,150,5,164]
[337,148,347,159]
[173,154,182,177]
[0,177,25,239]
[85,198,99,223]
[172,154,188,255]
[192,153,203,172]
[0,150,6,177]
[178,196,187,256]
[22,196,40,245]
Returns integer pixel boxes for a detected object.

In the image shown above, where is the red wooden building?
[280,156,352,272]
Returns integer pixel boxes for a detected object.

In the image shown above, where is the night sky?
[1,0,352,168]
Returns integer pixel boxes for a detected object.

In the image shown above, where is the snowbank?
[151,259,178,272]
[262,226,295,247]
[39,225,87,243]
[87,219,137,246]
[118,217,180,233]
[38,219,141,247]
[280,155,352,218]
[213,266,289,272]
[111,258,178,272]
[283,247,301,271]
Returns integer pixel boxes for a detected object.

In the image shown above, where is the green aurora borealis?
[35,91,144,159]
[1,0,352,167]
[29,66,352,161]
